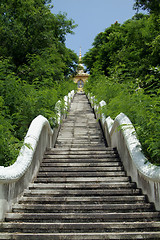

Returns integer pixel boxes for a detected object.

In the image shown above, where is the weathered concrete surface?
[56,93,104,148]
[1,93,160,239]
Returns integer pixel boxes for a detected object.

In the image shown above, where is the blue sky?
[51,0,137,57]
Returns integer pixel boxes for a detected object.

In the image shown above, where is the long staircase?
[1,93,160,239]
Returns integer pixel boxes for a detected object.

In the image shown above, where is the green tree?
[0,1,78,166]
[84,1,160,164]
[0,0,77,67]
[83,13,160,93]
[134,0,160,14]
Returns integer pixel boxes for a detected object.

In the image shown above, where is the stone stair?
[0,93,160,239]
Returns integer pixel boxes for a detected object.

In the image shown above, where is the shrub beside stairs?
[0,93,160,239]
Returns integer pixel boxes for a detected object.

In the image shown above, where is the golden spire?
[79,47,82,62]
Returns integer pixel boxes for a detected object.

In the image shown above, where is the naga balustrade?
[88,93,160,210]
[0,90,75,221]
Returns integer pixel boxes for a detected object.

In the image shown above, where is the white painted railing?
[0,90,75,221]
[88,93,160,210]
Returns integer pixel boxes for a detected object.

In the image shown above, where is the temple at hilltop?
[73,48,89,92]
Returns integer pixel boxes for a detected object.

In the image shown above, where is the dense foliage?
[133,0,160,14]
[84,1,160,165]
[0,0,78,166]
[85,74,160,165]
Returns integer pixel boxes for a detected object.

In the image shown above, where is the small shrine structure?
[73,48,89,92]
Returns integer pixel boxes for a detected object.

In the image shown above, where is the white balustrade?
[0,90,75,221]
[88,93,160,210]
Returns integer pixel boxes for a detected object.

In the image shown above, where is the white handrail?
[88,93,160,210]
[0,90,75,221]
[111,113,160,182]
[0,115,52,183]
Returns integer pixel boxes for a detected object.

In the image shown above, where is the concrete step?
[40,162,122,167]
[43,153,119,158]
[1,232,160,240]
[29,182,137,189]
[18,195,146,204]
[45,150,116,155]
[55,141,104,144]
[57,136,103,139]
[58,128,100,131]
[44,150,118,156]
[1,232,160,239]
[39,166,124,172]
[1,222,160,233]
[36,172,126,177]
[5,212,160,223]
[47,144,110,150]
[47,147,111,151]
[42,159,121,164]
[56,137,104,141]
[34,176,130,183]
[12,203,153,213]
[23,188,141,197]
[43,155,120,160]
[56,137,103,142]
[55,144,106,148]
[55,143,106,148]
[43,149,118,155]
[58,129,101,133]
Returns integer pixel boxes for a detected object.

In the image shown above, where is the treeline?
[83,0,160,165]
[0,0,78,166]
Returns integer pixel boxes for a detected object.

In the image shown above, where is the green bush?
[0,64,76,166]
[0,97,21,166]
[83,4,160,165]
[85,75,160,165]
[0,0,78,167]
[105,90,160,164]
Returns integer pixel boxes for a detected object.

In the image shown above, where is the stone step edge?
[23,189,141,195]
[2,221,160,230]
[6,212,159,219]
[1,232,160,239]
[48,148,111,151]
[13,202,152,209]
[28,182,136,189]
